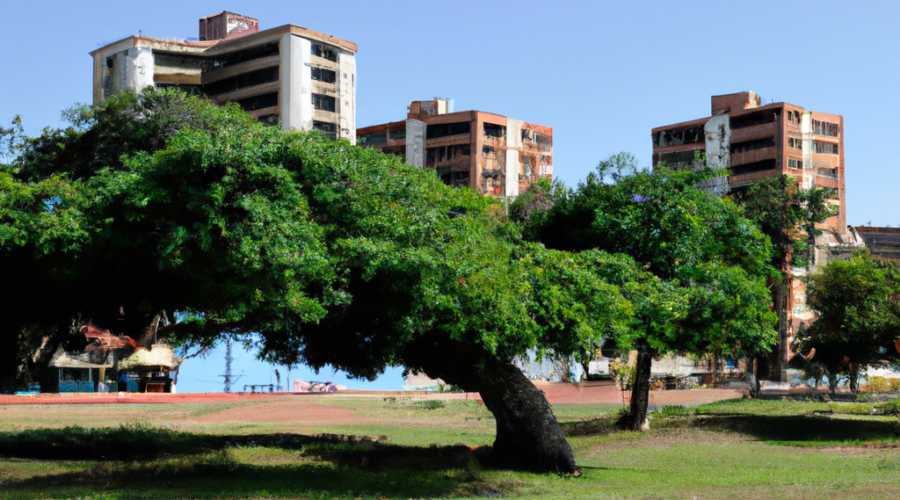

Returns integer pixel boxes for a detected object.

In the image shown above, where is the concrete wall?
[338,50,356,145]
[281,34,313,132]
[702,114,731,196]
[405,119,426,168]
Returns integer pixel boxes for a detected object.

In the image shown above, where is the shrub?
[417,400,446,410]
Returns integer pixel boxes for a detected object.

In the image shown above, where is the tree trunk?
[627,351,653,431]
[827,369,839,396]
[403,338,577,473]
[476,360,576,472]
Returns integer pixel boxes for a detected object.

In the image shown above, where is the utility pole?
[221,340,233,393]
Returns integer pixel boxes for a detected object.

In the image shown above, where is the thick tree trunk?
[476,360,576,472]
[627,351,653,431]
[403,338,577,473]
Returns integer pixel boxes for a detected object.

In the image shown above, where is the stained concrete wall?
[338,50,356,145]
[702,114,730,196]
[405,119,426,168]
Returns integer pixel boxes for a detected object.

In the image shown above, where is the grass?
[1,396,899,499]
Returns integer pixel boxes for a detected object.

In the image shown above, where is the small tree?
[792,251,900,395]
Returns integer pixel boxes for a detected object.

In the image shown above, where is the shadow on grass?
[563,412,900,445]
[679,414,900,443]
[0,426,498,499]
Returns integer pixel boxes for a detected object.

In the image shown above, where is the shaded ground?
[1,395,899,499]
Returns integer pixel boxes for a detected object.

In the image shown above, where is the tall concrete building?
[357,99,552,197]
[652,91,850,375]
[651,91,845,233]
[90,11,358,143]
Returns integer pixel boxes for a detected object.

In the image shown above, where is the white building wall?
[337,51,357,145]
[281,34,313,132]
[800,112,815,190]
[124,47,155,93]
[505,118,522,197]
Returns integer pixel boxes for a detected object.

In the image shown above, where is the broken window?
[730,111,777,130]
[312,93,336,112]
[483,123,506,139]
[311,67,337,83]
[210,42,279,70]
[425,122,470,139]
[788,158,803,169]
[731,159,777,176]
[234,92,278,111]
[535,133,552,152]
[817,168,839,179]
[814,141,839,154]
[203,67,279,96]
[358,133,387,148]
[312,121,337,140]
[310,43,338,62]
[812,120,839,137]
[730,138,775,154]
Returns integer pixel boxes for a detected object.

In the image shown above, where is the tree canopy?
[1,89,658,472]
[512,154,779,427]
[792,251,900,393]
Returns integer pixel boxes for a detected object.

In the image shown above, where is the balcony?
[729,122,777,144]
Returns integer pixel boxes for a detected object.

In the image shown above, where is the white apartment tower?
[90,12,357,143]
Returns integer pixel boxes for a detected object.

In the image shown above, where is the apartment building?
[90,11,357,143]
[651,91,845,233]
[652,91,849,375]
[357,99,552,196]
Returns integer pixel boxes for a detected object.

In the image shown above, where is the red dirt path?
[0,383,745,407]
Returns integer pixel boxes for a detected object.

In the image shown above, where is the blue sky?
[2,1,898,391]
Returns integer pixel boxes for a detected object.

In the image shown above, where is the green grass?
[1,396,899,499]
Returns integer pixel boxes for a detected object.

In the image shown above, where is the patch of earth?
[183,400,376,426]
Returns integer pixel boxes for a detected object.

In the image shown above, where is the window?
[817,168,839,179]
[788,137,802,150]
[483,123,506,139]
[310,43,338,62]
[312,121,337,140]
[812,120,839,137]
[788,158,803,169]
[312,93,336,112]
[425,122,470,139]
[814,141,839,154]
[311,67,336,83]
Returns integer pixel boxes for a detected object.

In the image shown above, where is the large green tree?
[1,89,648,472]
[513,154,779,429]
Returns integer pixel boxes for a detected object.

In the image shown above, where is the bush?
[417,400,446,410]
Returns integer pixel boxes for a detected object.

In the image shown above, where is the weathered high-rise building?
[652,91,852,376]
[357,99,553,196]
[90,11,358,143]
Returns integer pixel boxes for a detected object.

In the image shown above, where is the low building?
[357,99,552,196]
[90,11,358,143]
[855,226,900,261]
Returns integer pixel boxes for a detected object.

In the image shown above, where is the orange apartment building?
[357,99,552,196]
[652,91,849,375]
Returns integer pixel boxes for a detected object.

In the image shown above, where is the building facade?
[90,11,358,143]
[357,99,552,196]
[652,91,845,232]
[652,91,849,376]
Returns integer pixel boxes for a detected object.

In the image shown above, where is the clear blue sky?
[2,1,898,391]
